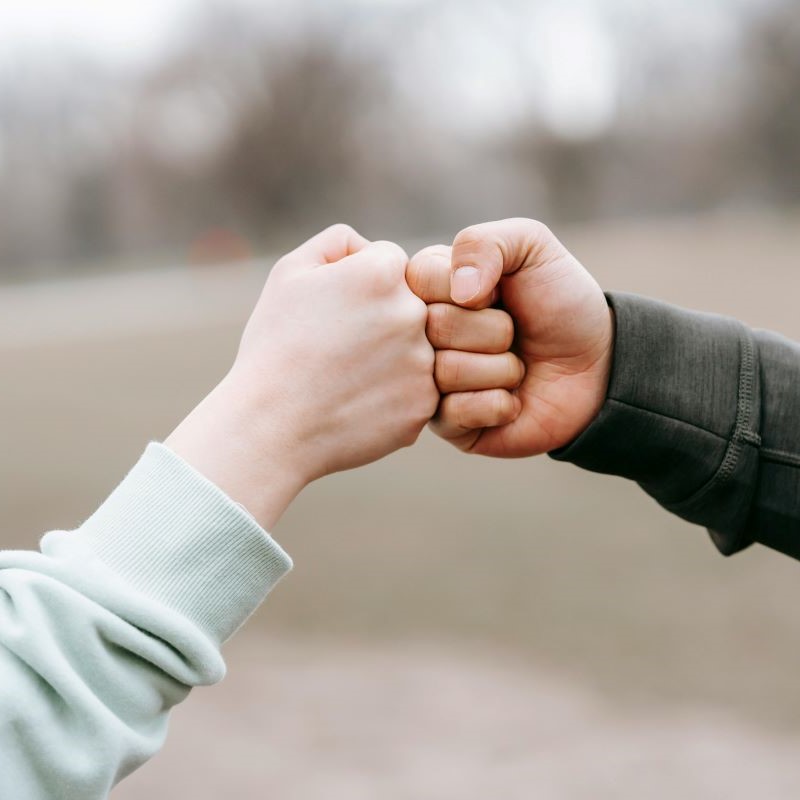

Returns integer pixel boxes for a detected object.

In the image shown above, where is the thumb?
[450,218,560,308]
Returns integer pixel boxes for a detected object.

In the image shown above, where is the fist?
[407,245,525,445]
[167,224,439,529]
[408,219,614,457]
[235,224,439,482]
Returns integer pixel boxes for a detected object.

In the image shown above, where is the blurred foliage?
[0,0,797,279]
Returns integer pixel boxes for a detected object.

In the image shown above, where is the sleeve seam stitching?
[663,329,759,532]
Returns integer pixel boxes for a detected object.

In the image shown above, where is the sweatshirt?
[553,292,800,561]
[0,443,292,799]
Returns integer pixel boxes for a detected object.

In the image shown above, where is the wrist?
[164,373,312,530]
[594,305,615,406]
[584,305,615,423]
[561,304,615,448]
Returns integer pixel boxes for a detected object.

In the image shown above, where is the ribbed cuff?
[74,443,292,644]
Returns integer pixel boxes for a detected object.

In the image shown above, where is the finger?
[450,218,565,308]
[281,223,370,268]
[408,244,498,308]
[430,389,522,445]
[434,350,525,393]
[336,239,409,289]
[426,304,514,354]
[406,244,452,302]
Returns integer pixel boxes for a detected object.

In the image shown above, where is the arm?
[0,224,437,799]
[0,444,292,798]
[407,218,800,562]
[551,292,800,560]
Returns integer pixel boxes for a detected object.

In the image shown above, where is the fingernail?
[451,266,481,303]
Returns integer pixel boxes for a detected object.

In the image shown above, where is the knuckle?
[434,394,458,426]
[435,350,461,388]
[426,303,454,347]
[534,218,553,240]
[401,416,426,447]
[497,311,515,350]
[410,292,429,325]
[419,384,439,420]
[514,217,562,261]
[433,394,454,424]
[407,245,449,299]
[398,429,415,449]
[370,242,409,290]
[453,224,485,250]
[516,217,550,237]
[506,353,525,386]
[425,384,441,416]
[396,290,428,327]
[491,389,510,420]
[369,261,403,294]
[411,243,450,262]
[405,254,424,294]
[419,341,436,372]
[401,427,416,447]
[451,394,473,428]
[501,217,552,243]
[325,222,357,240]
[373,239,408,268]
[408,338,435,374]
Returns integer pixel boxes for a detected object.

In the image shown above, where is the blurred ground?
[2,211,800,798]
[117,636,800,800]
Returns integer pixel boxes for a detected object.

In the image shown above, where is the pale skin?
[166,218,613,531]
[166,224,438,529]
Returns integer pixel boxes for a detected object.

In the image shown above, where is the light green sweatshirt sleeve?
[0,442,293,799]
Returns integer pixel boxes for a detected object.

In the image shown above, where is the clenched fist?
[167,224,438,528]
[408,218,614,457]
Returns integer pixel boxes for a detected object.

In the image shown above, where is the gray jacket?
[552,292,800,560]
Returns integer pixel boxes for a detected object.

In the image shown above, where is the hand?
[166,224,438,528]
[407,218,613,457]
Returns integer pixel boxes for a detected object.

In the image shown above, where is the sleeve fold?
[69,442,293,645]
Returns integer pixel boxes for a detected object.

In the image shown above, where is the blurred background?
[2,0,800,797]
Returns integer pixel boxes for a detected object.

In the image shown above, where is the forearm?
[164,371,309,530]
[552,292,800,561]
[0,222,432,798]
[0,444,292,799]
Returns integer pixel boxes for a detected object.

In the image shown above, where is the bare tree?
[740,0,800,204]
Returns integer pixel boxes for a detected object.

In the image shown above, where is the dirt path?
[114,634,800,800]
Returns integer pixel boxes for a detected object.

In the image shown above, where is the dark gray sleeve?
[550,292,800,560]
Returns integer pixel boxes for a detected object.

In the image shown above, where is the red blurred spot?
[189,228,252,266]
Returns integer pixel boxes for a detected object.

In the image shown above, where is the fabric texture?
[0,442,292,799]
[552,291,800,560]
